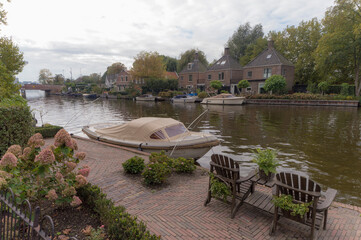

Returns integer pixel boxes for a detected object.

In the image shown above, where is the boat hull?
[136,97,156,101]
[201,97,244,105]
[172,98,196,103]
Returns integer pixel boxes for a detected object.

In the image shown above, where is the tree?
[226,22,264,62]
[238,79,250,89]
[239,37,268,66]
[107,62,126,75]
[131,51,165,80]
[210,80,222,91]
[0,0,10,28]
[318,81,330,95]
[264,75,286,94]
[53,74,65,85]
[161,55,178,72]
[0,37,26,98]
[315,0,361,95]
[177,49,208,72]
[38,69,53,84]
[269,18,323,84]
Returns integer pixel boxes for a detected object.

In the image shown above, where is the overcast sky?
[2,0,334,82]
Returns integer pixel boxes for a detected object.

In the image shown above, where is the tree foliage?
[53,74,65,85]
[270,18,323,84]
[0,37,26,98]
[107,62,126,75]
[315,0,361,95]
[210,80,222,90]
[161,55,178,72]
[142,78,178,94]
[264,75,286,94]
[239,37,268,66]
[38,69,53,84]
[177,49,208,72]
[131,51,165,80]
[238,79,250,89]
[227,22,264,62]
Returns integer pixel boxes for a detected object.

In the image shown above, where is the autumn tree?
[0,37,26,98]
[315,0,361,95]
[131,51,165,80]
[177,49,208,72]
[39,69,53,84]
[107,62,126,75]
[270,18,323,84]
[226,22,264,62]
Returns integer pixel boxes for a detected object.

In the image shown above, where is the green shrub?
[220,90,229,94]
[173,157,196,173]
[340,83,354,96]
[252,148,279,176]
[307,82,319,94]
[149,151,173,169]
[122,156,145,174]
[142,162,171,185]
[264,75,286,94]
[77,184,160,240]
[210,173,230,202]
[210,80,222,90]
[238,79,250,89]
[34,125,63,138]
[197,91,207,98]
[0,95,34,156]
[272,194,313,217]
[318,81,330,94]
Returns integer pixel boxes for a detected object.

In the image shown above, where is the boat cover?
[95,117,185,142]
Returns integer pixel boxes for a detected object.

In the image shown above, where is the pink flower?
[21,147,32,161]
[49,145,56,152]
[34,149,55,165]
[70,196,82,207]
[76,175,87,187]
[55,172,64,182]
[0,170,11,179]
[71,139,78,150]
[62,186,76,197]
[74,152,86,160]
[0,177,6,188]
[100,225,104,228]
[6,145,22,157]
[27,133,45,148]
[78,166,90,177]
[0,152,17,167]
[54,129,72,147]
[46,189,58,201]
[65,161,77,172]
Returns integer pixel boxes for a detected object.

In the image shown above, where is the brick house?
[242,40,295,94]
[206,47,243,94]
[115,70,133,91]
[178,53,207,91]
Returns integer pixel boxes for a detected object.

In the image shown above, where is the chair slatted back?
[210,154,240,182]
[276,172,321,203]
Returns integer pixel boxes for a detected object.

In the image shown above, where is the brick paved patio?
[51,136,361,239]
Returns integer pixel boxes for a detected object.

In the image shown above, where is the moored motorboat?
[82,117,219,159]
[201,93,244,105]
[83,93,97,99]
[136,94,156,101]
[171,95,197,103]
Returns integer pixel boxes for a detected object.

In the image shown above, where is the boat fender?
[138,143,143,151]
[97,137,100,141]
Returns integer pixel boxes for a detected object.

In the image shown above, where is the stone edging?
[245,99,359,107]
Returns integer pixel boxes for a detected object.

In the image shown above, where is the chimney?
[194,52,199,60]
[268,40,274,49]
[224,47,230,56]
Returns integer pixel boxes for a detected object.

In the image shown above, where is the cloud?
[2,0,334,81]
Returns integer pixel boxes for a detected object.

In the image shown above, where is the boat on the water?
[136,94,156,101]
[83,93,97,99]
[201,93,244,105]
[82,117,219,159]
[171,95,197,103]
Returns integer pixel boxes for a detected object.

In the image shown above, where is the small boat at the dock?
[83,93,97,99]
[171,95,197,103]
[82,117,219,159]
[201,93,245,105]
[136,94,156,101]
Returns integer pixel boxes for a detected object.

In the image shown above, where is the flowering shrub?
[173,157,196,173]
[0,129,90,207]
[122,156,145,174]
[149,151,173,169]
[142,162,171,185]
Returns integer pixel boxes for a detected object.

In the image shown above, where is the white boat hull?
[201,97,244,105]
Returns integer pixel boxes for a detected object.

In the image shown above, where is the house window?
[247,71,252,78]
[125,76,128,82]
[218,72,224,80]
[264,68,272,78]
[208,74,211,80]
[187,63,193,70]
[282,69,287,77]
[121,76,123,82]
[259,83,265,94]
[246,87,252,92]
[180,76,183,81]
[189,75,193,82]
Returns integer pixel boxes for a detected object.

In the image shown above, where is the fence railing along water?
[0,188,78,240]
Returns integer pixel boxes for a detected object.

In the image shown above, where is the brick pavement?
[48,137,361,239]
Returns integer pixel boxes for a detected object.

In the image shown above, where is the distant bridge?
[22,84,63,94]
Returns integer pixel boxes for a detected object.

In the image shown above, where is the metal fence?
[0,188,78,240]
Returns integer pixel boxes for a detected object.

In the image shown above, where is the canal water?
[26,90,361,206]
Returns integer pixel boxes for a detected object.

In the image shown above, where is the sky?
[2,0,335,82]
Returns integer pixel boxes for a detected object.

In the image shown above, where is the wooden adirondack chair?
[270,172,337,239]
[204,154,254,218]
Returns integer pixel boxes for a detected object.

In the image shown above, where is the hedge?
[0,95,34,156]
[77,184,160,240]
[34,125,63,138]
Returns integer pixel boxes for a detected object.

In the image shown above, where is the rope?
[64,97,100,128]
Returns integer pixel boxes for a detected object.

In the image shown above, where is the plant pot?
[281,209,306,223]
[259,170,274,181]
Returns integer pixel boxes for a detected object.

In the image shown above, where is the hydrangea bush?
[0,129,90,207]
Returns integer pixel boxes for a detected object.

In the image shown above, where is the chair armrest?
[317,188,337,212]
[236,170,255,183]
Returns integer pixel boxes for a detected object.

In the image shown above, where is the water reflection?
[26,95,361,206]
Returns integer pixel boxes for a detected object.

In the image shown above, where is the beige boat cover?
[95,117,184,142]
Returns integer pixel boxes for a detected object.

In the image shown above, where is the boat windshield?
[164,123,187,138]
[150,130,166,140]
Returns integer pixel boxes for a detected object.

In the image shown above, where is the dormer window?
[267,54,272,59]
[187,63,193,70]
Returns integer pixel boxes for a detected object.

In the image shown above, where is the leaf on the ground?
[57,235,69,240]
[62,228,71,234]
[81,225,93,236]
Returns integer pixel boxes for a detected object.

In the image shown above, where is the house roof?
[243,44,294,68]
[208,53,243,71]
[164,71,179,79]
[179,59,207,74]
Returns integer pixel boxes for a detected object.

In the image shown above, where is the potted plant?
[272,194,313,222]
[252,148,280,181]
